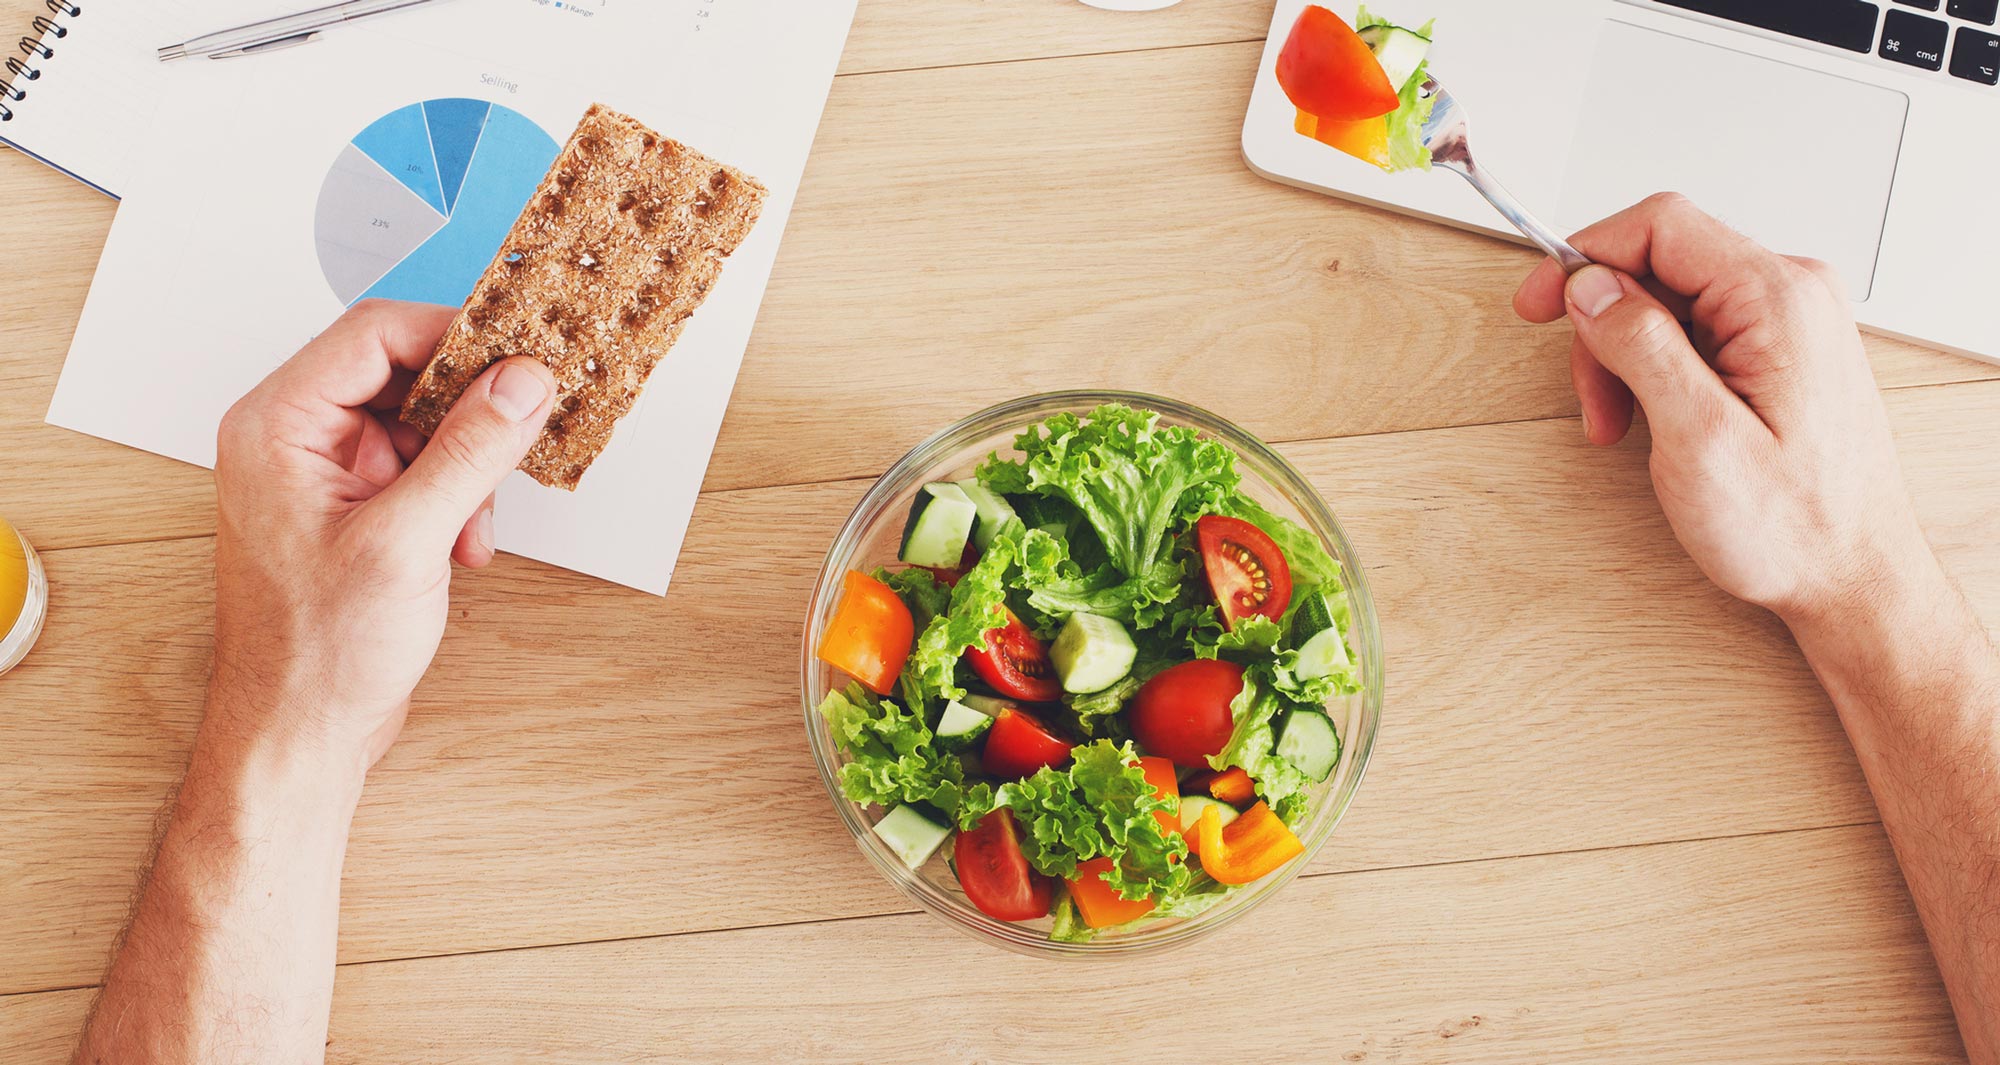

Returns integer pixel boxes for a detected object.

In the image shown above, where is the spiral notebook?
[42,1,860,595]
[0,1,214,197]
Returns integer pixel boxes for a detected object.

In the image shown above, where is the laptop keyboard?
[1651,0,2000,84]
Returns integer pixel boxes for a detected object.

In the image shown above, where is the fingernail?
[490,362,552,422]
[474,506,494,552]
[1568,266,1624,319]
[1581,407,1595,442]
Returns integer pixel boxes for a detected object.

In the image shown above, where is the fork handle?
[1445,158,1592,275]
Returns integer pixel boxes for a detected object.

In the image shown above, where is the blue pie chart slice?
[351,102,448,216]
[313,99,560,307]
[424,97,489,214]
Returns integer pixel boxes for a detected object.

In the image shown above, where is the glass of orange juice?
[0,515,47,675]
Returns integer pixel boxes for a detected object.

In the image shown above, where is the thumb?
[1564,265,1747,449]
[377,357,556,556]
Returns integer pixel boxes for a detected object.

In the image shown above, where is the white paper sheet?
[47,0,857,595]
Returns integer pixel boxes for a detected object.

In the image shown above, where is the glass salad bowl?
[801,391,1382,957]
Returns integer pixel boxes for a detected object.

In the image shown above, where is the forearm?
[74,694,365,1065]
[1788,555,2000,1063]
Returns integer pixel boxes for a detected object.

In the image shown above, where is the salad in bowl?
[805,395,1379,951]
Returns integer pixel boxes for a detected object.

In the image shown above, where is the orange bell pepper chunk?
[1067,857,1156,928]
[1294,107,1392,170]
[1067,756,1186,928]
[1196,801,1305,885]
[815,570,914,695]
[1207,767,1256,805]
[1133,756,1181,839]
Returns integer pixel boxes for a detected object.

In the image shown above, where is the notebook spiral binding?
[2,0,84,122]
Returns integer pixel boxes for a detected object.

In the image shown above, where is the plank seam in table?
[0,814,1897,1003]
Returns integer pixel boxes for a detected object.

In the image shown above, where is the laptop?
[1242,0,2000,365]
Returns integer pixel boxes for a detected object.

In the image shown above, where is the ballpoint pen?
[158,0,456,62]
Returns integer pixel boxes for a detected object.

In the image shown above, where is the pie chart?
[313,99,560,307]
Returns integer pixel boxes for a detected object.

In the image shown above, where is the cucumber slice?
[1292,589,1337,641]
[1275,709,1341,783]
[959,694,1016,718]
[898,482,978,568]
[1049,613,1137,695]
[953,479,1019,551]
[1290,590,1350,681]
[936,700,992,749]
[1294,629,1350,680]
[1357,23,1432,93]
[872,805,951,869]
[1178,794,1241,835]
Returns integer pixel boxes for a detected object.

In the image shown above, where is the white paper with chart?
[47,0,856,595]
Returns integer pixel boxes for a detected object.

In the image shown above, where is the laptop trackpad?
[1558,21,1908,299]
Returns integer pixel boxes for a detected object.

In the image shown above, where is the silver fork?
[1420,75,1592,275]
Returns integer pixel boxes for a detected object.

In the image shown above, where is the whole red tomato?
[1131,659,1246,768]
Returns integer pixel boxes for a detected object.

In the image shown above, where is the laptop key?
[1881,9,1950,69]
[1896,0,1940,10]
[1951,26,2000,82]
[1652,0,1880,54]
[1948,0,1999,24]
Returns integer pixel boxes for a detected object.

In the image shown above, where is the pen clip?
[208,30,322,59]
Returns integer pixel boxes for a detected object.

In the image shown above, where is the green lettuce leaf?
[1355,6,1437,173]
[1013,526,1186,632]
[1274,791,1312,827]
[872,566,951,630]
[1011,493,1111,574]
[1166,596,1230,659]
[977,405,1240,587]
[1213,614,1286,656]
[960,740,1189,902]
[1380,51,1436,172]
[1065,673,1143,738]
[900,534,1018,705]
[871,567,958,711]
[817,682,967,815]
[1207,666,1314,815]
[1048,891,1093,943]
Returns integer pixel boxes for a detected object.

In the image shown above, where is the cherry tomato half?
[1131,659,1245,768]
[1275,5,1399,121]
[982,707,1075,780]
[965,609,1063,703]
[955,809,1053,922]
[815,570,915,696]
[1196,515,1293,632]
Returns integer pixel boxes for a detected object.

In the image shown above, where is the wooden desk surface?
[2,3,1994,1061]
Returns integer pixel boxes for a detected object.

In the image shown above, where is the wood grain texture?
[2,0,1993,1057]
[4,380,1994,998]
[680,38,1998,494]
[0,824,1964,1064]
[2,34,1992,551]
[839,0,1270,75]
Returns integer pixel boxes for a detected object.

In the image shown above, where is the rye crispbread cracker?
[399,104,767,490]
